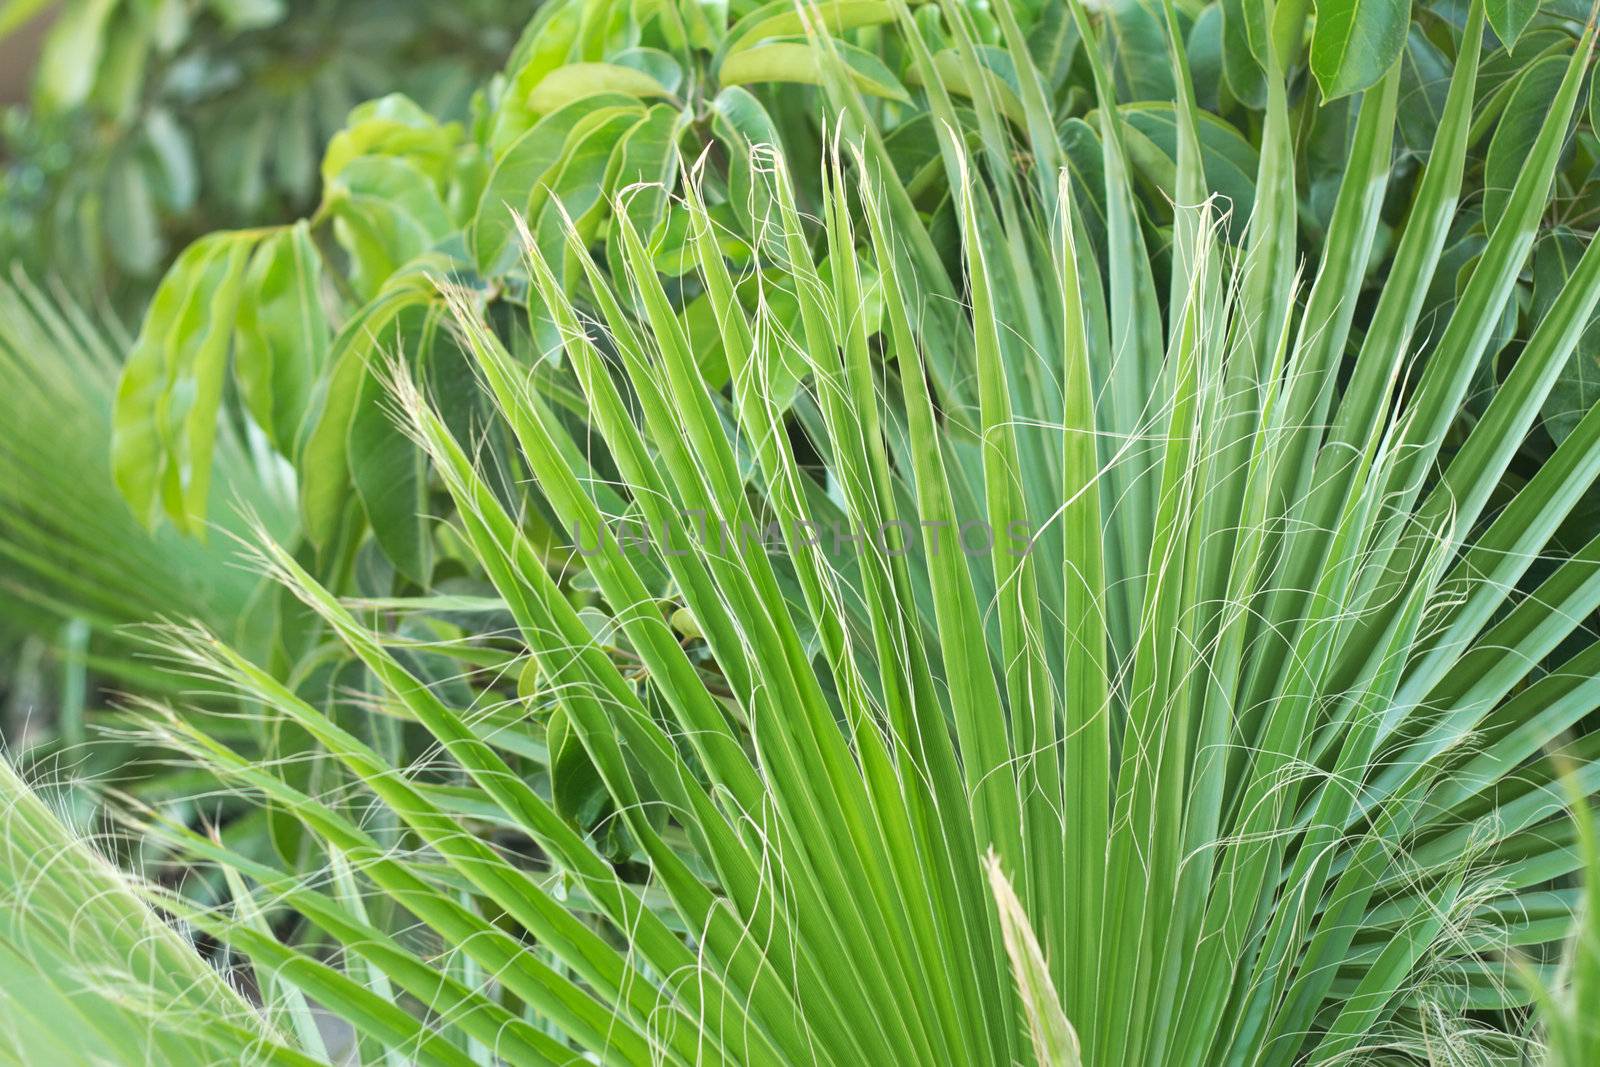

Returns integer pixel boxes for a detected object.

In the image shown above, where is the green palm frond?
[0,757,311,1066]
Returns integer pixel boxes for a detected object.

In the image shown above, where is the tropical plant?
[6,0,1600,1063]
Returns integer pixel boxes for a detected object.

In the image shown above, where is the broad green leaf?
[604,102,684,266]
[297,268,439,546]
[1220,0,1267,107]
[1115,102,1259,239]
[724,0,895,54]
[679,286,748,392]
[1186,4,1225,111]
[104,157,162,276]
[1535,234,1600,443]
[349,346,432,586]
[1483,54,1567,231]
[526,62,675,113]
[528,109,646,268]
[327,156,453,299]
[320,93,462,192]
[1311,0,1410,99]
[34,0,115,110]
[1058,117,1109,261]
[904,47,1027,126]
[142,107,198,213]
[546,703,611,830]
[488,1,585,150]
[719,37,910,101]
[111,231,256,533]
[711,87,783,244]
[523,108,645,351]
[469,94,642,275]
[1488,0,1540,48]
[1546,348,1600,445]
[1030,0,1081,92]
[1107,0,1175,102]
[235,221,329,452]
[1396,24,1451,154]
[90,5,151,123]
[611,46,685,93]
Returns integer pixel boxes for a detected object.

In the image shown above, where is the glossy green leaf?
[297,269,439,546]
[1116,101,1259,238]
[904,46,1028,126]
[1396,24,1451,154]
[719,37,910,101]
[604,102,684,264]
[349,347,432,586]
[1186,5,1225,111]
[1483,54,1567,231]
[526,62,676,114]
[320,93,461,192]
[546,703,610,829]
[328,156,453,299]
[235,222,329,452]
[1107,0,1176,102]
[1311,0,1410,99]
[1220,0,1267,107]
[1488,0,1540,48]
[111,231,256,533]
[725,0,895,54]
[1535,233,1600,443]
[469,94,642,275]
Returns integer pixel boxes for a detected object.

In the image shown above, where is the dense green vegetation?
[3,0,1600,1063]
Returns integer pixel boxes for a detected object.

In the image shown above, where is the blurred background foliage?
[0,0,533,304]
[0,0,532,779]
